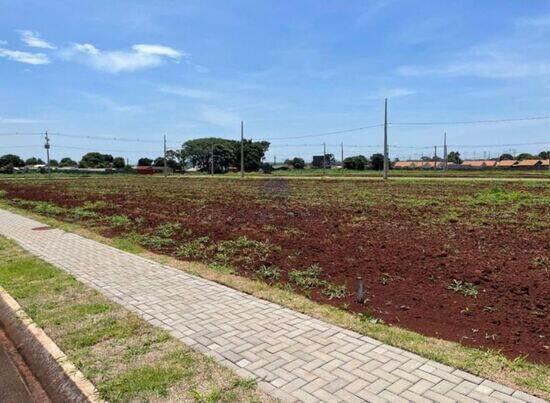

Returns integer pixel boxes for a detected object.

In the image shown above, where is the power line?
[389,116,550,126]
[262,124,384,140]
[0,132,42,136]
[49,132,166,144]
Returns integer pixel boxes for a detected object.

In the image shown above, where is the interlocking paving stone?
[0,208,546,403]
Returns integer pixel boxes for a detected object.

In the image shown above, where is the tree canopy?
[79,153,114,168]
[25,157,45,165]
[180,137,270,173]
[137,157,153,167]
[447,151,462,164]
[0,154,25,168]
[343,155,368,170]
[370,153,384,170]
[59,157,77,167]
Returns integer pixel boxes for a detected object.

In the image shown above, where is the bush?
[343,155,368,170]
[291,157,305,169]
[260,162,273,173]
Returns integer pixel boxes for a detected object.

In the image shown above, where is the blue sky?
[1,0,549,163]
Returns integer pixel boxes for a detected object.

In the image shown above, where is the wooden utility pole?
[434,146,437,169]
[443,132,448,171]
[163,134,168,177]
[210,144,214,175]
[323,142,327,175]
[44,131,51,177]
[383,98,388,179]
[340,142,344,167]
[240,121,244,178]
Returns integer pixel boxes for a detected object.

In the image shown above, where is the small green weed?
[109,215,132,227]
[176,236,210,260]
[448,279,478,297]
[289,264,325,289]
[322,283,348,299]
[34,201,65,215]
[155,222,182,238]
[255,265,281,281]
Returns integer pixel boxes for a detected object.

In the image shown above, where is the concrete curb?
[0,287,101,402]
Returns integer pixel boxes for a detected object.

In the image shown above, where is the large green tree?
[180,137,269,173]
[79,153,114,168]
[59,157,77,167]
[25,157,45,165]
[0,154,25,168]
[370,153,385,170]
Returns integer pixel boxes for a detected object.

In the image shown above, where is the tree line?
[1,144,548,174]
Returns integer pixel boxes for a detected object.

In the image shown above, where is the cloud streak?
[0,47,50,64]
[63,42,185,73]
[18,30,56,49]
[158,85,216,100]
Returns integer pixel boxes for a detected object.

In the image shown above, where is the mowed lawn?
[0,236,272,402]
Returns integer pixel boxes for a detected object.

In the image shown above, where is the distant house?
[460,160,496,169]
[393,161,418,169]
[496,160,518,168]
[514,159,546,169]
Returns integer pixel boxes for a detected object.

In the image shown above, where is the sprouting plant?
[255,265,281,281]
[109,214,132,227]
[448,279,478,297]
[34,201,65,215]
[483,305,496,313]
[289,264,325,289]
[322,283,348,299]
[176,237,210,260]
[155,222,182,238]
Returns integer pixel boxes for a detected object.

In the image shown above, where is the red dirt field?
[0,177,548,363]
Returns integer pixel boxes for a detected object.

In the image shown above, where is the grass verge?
[0,236,272,403]
[0,201,548,399]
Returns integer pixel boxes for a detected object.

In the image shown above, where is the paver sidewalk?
[0,209,544,403]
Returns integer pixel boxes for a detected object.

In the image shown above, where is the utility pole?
[240,121,244,178]
[210,144,214,175]
[323,142,327,175]
[340,142,344,168]
[383,98,388,180]
[44,131,51,177]
[163,134,168,177]
[434,145,437,169]
[443,132,448,172]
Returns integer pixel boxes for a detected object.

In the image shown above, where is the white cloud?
[132,44,183,59]
[0,40,6,46]
[158,85,216,100]
[63,42,185,73]
[18,30,56,49]
[0,47,50,64]
[198,105,240,128]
